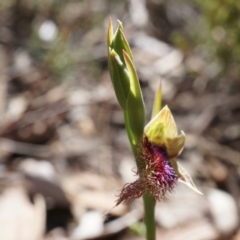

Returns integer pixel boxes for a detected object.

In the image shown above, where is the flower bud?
[108,19,145,144]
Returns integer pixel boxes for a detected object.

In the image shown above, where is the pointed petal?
[166,131,185,158]
[177,163,203,195]
[151,80,162,119]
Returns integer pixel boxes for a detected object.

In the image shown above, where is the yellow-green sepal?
[145,106,177,145]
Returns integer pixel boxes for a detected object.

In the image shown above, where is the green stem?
[143,192,156,240]
[124,110,138,157]
[124,110,156,240]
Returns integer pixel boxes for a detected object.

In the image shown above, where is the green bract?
[108,19,145,146]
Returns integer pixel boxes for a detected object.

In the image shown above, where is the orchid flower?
[107,18,201,240]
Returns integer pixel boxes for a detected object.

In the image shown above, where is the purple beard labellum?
[116,136,178,206]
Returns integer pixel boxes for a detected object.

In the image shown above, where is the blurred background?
[0,0,240,239]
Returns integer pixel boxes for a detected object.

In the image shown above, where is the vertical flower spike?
[108,19,201,208]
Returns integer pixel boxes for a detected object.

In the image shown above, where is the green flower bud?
[108,19,145,145]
